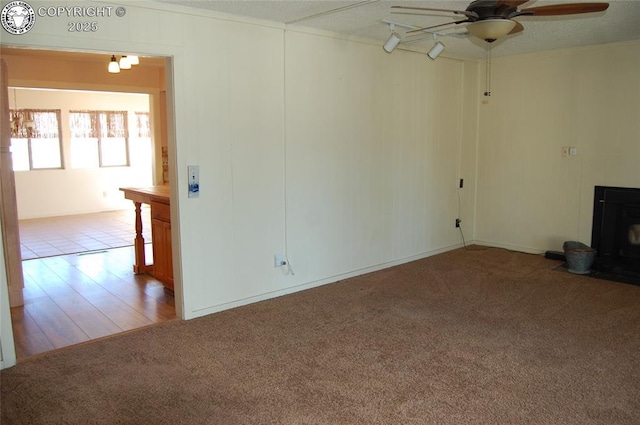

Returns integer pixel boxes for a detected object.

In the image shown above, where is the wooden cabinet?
[150,201,173,290]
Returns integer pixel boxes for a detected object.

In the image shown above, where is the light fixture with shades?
[383,23,401,53]
[108,54,141,73]
[119,55,131,70]
[466,19,516,43]
[108,55,120,73]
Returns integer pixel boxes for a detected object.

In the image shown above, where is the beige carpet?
[2,247,640,424]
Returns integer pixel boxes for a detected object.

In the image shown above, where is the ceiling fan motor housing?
[466,0,521,21]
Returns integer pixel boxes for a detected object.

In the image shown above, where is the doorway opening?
[1,48,179,360]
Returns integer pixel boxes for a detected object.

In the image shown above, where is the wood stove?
[591,186,640,282]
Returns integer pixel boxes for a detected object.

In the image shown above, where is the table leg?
[132,201,146,274]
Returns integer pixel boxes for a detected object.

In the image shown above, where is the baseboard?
[186,243,464,320]
[0,356,17,370]
[472,240,546,255]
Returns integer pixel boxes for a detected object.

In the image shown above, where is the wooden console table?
[120,185,174,290]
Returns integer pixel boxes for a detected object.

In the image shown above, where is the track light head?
[383,32,401,53]
[427,41,445,60]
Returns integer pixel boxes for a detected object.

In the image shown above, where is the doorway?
[1,48,180,361]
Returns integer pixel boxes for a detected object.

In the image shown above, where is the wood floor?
[11,245,176,360]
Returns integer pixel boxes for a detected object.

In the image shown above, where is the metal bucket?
[563,241,597,275]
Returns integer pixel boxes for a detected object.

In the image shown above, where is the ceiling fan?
[392,0,610,43]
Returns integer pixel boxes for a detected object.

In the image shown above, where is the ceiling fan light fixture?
[383,32,401,53]
[467,19,516,42]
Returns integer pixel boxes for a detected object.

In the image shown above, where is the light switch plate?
[188,165,199,198]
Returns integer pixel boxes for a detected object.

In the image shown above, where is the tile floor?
[19,207,152,260]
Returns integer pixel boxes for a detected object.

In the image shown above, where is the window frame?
[9,108,64,171]
[134,111,151,139]
[69,110,131,168]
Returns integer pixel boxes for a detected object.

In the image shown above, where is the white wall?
[474,41,640,253]
[10,88,152,219]
[0,0,476,327]
[285,32,470,283]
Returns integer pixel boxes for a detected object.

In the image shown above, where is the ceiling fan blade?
[497,0,530,7]
[521,2,609,16]
[509,20,524,34]
[406,19,469,34]
[390,11,456,17]
[391,5,478,19]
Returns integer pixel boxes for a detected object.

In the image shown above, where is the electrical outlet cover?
[274,253,286,268]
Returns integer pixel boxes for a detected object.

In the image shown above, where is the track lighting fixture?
[383,23,401,53]
[427,34,445,60]
[108,55,120,73]
[427,41,445,59]
[383,32,401,53]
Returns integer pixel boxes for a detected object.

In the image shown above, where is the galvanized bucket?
[563,241,597,275]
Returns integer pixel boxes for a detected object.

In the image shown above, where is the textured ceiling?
[152,0,640,59]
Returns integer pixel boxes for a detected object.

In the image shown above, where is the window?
[9,109,63,171]
[69,110,130,168]
[135,112,150,138]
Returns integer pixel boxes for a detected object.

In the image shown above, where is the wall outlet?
[274,253,287,268]
[455,218,461,228]
[459,178,464,188]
